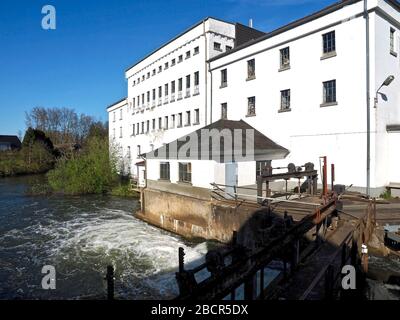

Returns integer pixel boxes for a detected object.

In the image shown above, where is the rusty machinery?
[257,162,318,203]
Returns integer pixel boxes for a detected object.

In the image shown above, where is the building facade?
[108,0,400,196]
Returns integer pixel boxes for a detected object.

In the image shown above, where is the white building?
[107,17,264,181]
[108,0,400,197]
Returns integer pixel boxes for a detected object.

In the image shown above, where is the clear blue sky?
[0,0,336,136]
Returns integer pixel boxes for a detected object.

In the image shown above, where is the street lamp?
[374,75,395,108]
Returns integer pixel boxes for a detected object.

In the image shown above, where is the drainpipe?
[364,0,371,196]
[209,62,213,124]
[203,20,208,125]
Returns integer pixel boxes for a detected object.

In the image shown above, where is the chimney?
[249,19,253,28]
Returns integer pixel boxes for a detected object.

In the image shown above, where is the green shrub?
[47,136,119,195]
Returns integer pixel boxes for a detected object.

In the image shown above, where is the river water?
[0,176,209,300]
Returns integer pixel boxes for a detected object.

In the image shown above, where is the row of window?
[113,109,200,139]
[220,79,337,118]
[123,72,200,118]
[132,46,200,87]
[160,162,191,183]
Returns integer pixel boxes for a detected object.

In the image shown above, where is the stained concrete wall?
[136,181,261,242]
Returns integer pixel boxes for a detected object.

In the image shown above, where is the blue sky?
[0,0,336,136]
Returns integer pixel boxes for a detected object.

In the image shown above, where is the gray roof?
[145,119,289,162]
[0,135,21,148]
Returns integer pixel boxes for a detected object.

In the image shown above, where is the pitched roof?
[0,135,21,147]
[145,119,289,162]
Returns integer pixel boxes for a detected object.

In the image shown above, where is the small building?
[0,135,22,151]
[135,119,289,241]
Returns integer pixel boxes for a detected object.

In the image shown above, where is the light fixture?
[374,75,395,108]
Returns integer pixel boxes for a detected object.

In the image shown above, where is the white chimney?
[249,19,253,28]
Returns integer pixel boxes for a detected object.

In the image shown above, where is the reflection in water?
[0,176,207,299]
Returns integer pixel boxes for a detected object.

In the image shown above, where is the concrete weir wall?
[134,180,258,242]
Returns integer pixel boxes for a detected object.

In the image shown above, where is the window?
[152,89,156,101]
[137,77,140,84]
[113,112,116,122]
[390,27,396,54]
[158,86,162,105]
[141,122,144,134]
[256,161,269,178]
[247,97,256,116]
[147,91,150,103]
[185,51,191,59]
[322,31,336,55]
[147,72,150,79]
[247,59,255,80]
[221,103,228,119]
[152,69,156,75]
[221,69,227,88]
[164,116,169,130]
[171,58,176,66]
[178,78,183,99]
[322,80,337,105]
[133,80,136,87]
[113,128,115,138]
[226,45,232,51]
[142,75,145,81]
[160,162,170,180]
[164,83,169,102]
[194,71,199,94]
[152,118,156,130]
[158,117,162,129]
[132,98,135,110]
[146,120,150,133]
[194,109,199,124]
[178,55,183,63]
[132,123,135,136]
[179,162,192,183]
[127,146,131,159]
[119,126,123,138]
[141,93,145,105]
[171,81,176,94]
[158,66,162,73]
[137,145,141,157]
[164,62,169,70]
[214,42,222,51]
[194,46,199,55]
[119,109,123,120]
[178,113,183,127]
[280,90,291,111]
[185,75,191,97]
[136,122,140,135]
[280,47,290,69]
[186,111,191,126]
[171,114,176,128]
[137,95,140,107]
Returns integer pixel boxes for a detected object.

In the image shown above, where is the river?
[0,176,208,300]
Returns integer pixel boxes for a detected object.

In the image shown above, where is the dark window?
[147,72,150,79]
[194,71,199,86]
[323,80,337,104]
[226,45,232,51]
[178,113,183,127]
[178,55,183,63]
[164,62,169,70]
[132,123,135,135]
[247,97,256,116]
[247,59,255,79]
[152,69,156,75]
[152,89,156,100]
[221,103,227,119]
[141,93,145,105]
[152,118,156,129]
[179,162,192,183]
[158,86,162,98]
[280,47,290,68]
[221,69,227,87]
[390,27,396,52]
[323,31,336,54]
[186,75,191,88]
[178,78,183,91]
[194,46,199,55]
[256,161,269,177]
[158,117,162,129]
[185,51,191,59]
[147,91,150,102]
[280,89,291,110]
[160,162,170,180]
[165,83,169,96]
[158,66,162,73]
[214,42,222,51]
[171,81,176,94]
[194,109,199,124]
[136,123,139,135]
[164,116,169,129]
[141,122,144,134]
[146,120,149,133]
[186,111,191,126]
[137,145,141,156]
[171,59,176,66]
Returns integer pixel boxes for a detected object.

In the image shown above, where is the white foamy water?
[0,184,209,300]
